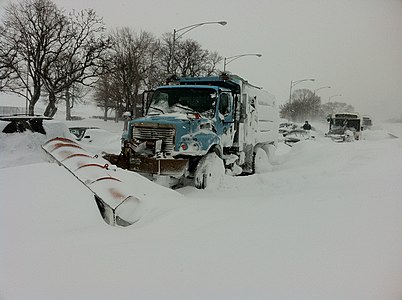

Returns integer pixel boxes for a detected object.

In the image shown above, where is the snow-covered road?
[1,120,402,299]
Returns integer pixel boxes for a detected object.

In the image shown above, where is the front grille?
[132,123,176,153]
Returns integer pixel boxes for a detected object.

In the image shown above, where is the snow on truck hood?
[135,112,209,121]
[130,113,213,130]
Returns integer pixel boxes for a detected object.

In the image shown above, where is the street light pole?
[223,53,262,72]
[171,21,227,74]
[328,94,342,102]
[313,86,331,96]
[289,78,315,104]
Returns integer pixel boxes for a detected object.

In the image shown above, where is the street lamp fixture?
[314,86,331,95]
[289,78,315,104]
[171,21,227,73]
[223,53,262,72]
[328,94,342,102]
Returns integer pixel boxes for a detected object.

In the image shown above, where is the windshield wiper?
[173,103,197,113]
[149,106,165,114]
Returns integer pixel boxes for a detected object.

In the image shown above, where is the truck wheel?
[194,152,225,189]
[253,147,272,174]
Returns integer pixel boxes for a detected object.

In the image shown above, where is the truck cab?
[326,112,362,142]
[362,115,373,130]
[117,74,279,188]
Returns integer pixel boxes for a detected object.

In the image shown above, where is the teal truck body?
[116,74,279,188]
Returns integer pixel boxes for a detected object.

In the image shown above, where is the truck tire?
[253,147,272,174]
[194,152,225,189]
[263,144,277,164]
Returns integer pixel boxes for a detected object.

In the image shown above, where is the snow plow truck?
[326,112,362,142]
[104,73,279,188]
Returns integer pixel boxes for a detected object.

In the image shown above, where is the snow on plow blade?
[42,137,144,227]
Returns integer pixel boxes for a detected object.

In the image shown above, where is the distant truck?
[106,73,279,188]
[326,112,362,142]
[362,115,373,130]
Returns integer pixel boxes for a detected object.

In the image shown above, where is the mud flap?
[42,137,144,226]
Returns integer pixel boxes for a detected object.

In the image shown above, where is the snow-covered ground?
[1,117,402,300]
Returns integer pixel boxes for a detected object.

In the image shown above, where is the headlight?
[179,141,200,153]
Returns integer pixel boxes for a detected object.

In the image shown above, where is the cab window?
[219,93,232,115]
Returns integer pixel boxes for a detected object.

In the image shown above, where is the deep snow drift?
[1,118,402,300]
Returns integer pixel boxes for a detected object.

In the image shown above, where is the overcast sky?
[2,0,402,120]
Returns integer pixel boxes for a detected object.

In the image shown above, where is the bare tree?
[62,83,87,120]
[93,72,116,121]
[204,51,222,76]
[101,28,160,119]
[280,89,322,122]
[321,101,355,118]
[0,0,62,115]
[172,38,222,77]
[0,0,111,116]
[159,33,174,76]
[158,33,222,78]
[0,26,17,91]
[176,39,205,76]
[141,38,166,90]
[41,8,111,117]
[92,29,224,120]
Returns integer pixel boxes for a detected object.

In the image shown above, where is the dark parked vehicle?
[0,115,52,134]
[69,127,100,141]
[283,129,315,146]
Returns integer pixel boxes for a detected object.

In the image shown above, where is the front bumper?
[130,155,189,176]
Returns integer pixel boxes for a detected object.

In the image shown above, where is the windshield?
[330,118,361,132]
[147,87,217,118]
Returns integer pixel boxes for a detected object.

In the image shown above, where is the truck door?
[217,92,235,146]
